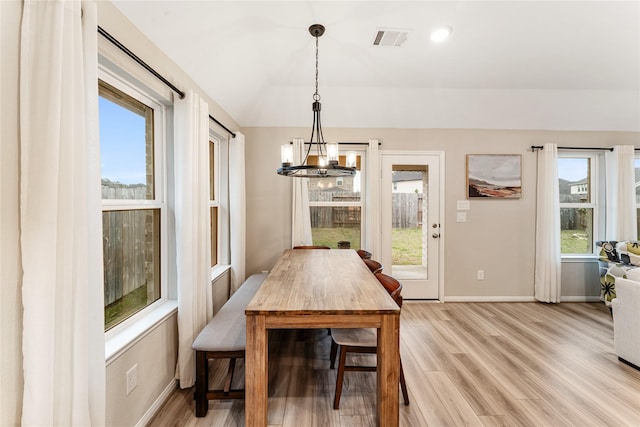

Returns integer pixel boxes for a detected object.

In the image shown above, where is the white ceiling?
[112,1,640,132]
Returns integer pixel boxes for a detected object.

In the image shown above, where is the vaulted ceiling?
[112,1,640,132]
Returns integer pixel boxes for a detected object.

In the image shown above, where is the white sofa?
[612,277,640,369]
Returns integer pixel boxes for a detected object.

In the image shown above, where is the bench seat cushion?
[192,273,266,352]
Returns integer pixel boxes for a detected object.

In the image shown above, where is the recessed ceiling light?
[430,26,452,43]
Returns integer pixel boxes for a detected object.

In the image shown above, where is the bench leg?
[195,351,209,417]
[224,358,237,393]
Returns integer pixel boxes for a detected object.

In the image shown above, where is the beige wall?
[243,126,639,299]
[1,1,24,425]
[105,313,178,427]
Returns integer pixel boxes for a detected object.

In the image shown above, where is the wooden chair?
[357,249,372,260]
[363,258,383,274]
[293,245,331,249]
[329,272,409,409]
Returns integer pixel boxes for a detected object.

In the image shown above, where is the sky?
[557,158,588,182]
[99,97,147,185]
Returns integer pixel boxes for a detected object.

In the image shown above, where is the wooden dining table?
[245,249,401,426]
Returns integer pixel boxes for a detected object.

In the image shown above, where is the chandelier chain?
[314,35,320,101]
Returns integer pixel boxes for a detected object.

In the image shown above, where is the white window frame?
[308,146,366,248]
[99,67,170,340]
[209,129,231,279]
[558,151,601,257]
[209,135,219,268]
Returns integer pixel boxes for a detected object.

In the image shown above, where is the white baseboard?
[560,296,601,302]
[440,296,601,303]
[135,379,178,427]
[443,296,537,302]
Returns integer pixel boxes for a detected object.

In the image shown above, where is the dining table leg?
[377,313,400,427]
[245,314,268,426]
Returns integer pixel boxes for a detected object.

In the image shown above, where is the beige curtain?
[230,132,247,293]
[174,90,212,388]
[291,138,313,247]
[20,1,105,424]
[534,143,561,303]
[605,145,637,240]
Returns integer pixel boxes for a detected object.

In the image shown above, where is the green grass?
[312,226,423,265]
[561,229,591,254]
[392,227,422,265]
[312,227,361,249]
[105,285,149,330]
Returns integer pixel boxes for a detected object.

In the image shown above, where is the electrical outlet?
[126,364,138,395]
[477,270,485,280]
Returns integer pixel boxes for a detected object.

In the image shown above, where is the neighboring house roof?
[392,172,422,183]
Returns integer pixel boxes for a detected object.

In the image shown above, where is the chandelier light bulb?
[327,143,339,165]
[281,144,293,166]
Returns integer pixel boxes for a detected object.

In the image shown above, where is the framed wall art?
[466,154,522,199]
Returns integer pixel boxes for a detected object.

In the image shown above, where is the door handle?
[432,233,440,238]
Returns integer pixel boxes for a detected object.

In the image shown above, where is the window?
[558,155,598,255]
[307,151,364,249]
[209,138,219,267]
[99,78,165,331]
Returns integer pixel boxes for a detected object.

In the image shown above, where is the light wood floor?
[147,302,640,427]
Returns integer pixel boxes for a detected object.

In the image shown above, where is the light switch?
[456,212,467,222]
[457,200,470,210]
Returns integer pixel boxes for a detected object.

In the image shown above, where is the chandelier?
[277,24,356,178]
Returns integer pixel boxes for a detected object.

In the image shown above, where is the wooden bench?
[192,273,267,417]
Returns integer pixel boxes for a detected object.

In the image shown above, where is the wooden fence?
[310,192,360,228]
[392,193,423,228]
[309,191,424,229]
[102,182,155,306]
[560,194,590,230]
[102,183,147,200]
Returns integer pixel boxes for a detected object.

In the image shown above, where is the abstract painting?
[466,154,522,198]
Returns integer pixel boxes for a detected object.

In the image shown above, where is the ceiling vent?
[373,29,409,47]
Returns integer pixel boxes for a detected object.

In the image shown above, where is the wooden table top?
[245,249,400,316]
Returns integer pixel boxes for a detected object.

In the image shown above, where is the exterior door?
[381,153,442,299]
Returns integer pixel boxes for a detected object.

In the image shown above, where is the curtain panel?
[174,90,212,388]
[366,139,380,255]
[534,143,562,303]
[19,1,105,425]
[291,138,313,247]
[230,132,247,293]
[605,145,637,241]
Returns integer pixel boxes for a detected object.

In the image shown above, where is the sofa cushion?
[598,241,619,262]
[616,241,640,266]
[626,268,640,282]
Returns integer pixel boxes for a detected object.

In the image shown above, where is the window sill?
[211,264,231,281]
[105,300,178,366]
[561,255,598,263]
